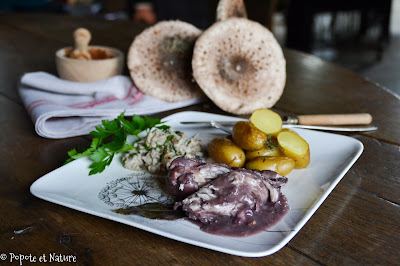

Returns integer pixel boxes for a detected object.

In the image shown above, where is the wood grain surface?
[0,13,399,265]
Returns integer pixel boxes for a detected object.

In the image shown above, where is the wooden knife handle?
[297,113,373,125]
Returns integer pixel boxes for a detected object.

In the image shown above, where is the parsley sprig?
[65,112,169,175]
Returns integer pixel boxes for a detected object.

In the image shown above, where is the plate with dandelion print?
[30,111,363,257]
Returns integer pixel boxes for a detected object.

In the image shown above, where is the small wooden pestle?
[69,28,92,60]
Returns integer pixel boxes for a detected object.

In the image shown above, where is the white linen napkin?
[18,72,202,139]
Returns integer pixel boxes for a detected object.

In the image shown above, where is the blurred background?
[1,0,398,95]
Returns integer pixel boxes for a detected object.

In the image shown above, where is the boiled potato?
[278,129,310,168]
[208,137,246,167]
[250,109,282,136]
[280,128,297,134]
[232,121,267,151]
[246,156,295,176]
[246,146,282,160]
[294,148,310,169]
[277,130,309,160]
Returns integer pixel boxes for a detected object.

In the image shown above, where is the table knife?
[180,113,377,132]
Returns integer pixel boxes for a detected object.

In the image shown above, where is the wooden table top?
[0,13,399,265]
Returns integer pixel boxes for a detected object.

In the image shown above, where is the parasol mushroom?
[127,20,203,102]
[216,0,247,21]
[192,18,286,114]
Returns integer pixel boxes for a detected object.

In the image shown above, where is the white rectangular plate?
[30,111,363,257]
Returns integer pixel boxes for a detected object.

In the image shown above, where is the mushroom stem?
[216,0,248,21]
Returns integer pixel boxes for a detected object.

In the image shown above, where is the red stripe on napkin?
[27,86,144,113]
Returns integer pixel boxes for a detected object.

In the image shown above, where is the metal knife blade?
[179,121,378,132]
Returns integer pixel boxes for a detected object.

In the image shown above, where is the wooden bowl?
[55,45,124,82]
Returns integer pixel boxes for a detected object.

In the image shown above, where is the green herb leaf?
[89,160,108,175]
[144,116,162,129]
[90,147,109,162]
[266,134,280,150]
[165,134,175,143]
[157,125,170,132]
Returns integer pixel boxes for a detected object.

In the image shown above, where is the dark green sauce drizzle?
[114,203,185,220]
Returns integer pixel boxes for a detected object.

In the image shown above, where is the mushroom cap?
[216,0,247,21]
[192,18,286,115]
[127,20,203,102]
